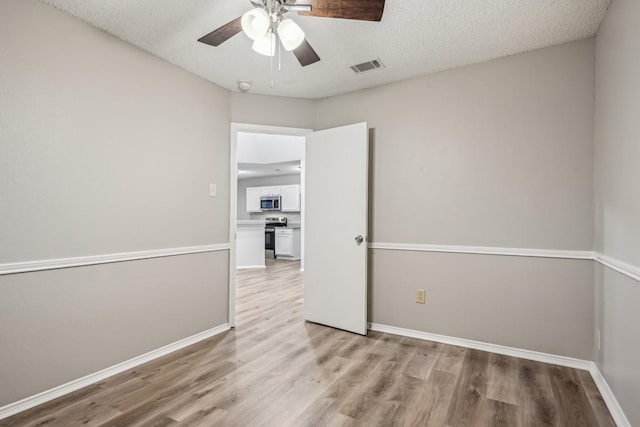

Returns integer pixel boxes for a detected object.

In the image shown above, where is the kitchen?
[235,132,304,270]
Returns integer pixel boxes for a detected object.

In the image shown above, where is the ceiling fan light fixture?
[277,18,305,51]
[241,8,270,40]
[252,32,276,57]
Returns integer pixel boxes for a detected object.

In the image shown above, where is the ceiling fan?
[198,0,385,67]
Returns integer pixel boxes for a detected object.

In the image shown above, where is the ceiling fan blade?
[198,17,243,47]
[293,39,320,67]
[296,0,385,21]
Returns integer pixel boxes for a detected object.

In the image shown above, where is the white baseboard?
[1,322,629,426]
[368,323,630,426]
[589,363,632,427]
[0,323,231,421]
[236,265,266,270]
[368,323,592,370]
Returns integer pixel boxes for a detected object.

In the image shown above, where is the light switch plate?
[209,183,217,197]
[416,289,425,304]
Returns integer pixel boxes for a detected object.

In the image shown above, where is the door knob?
[355,235,364,244]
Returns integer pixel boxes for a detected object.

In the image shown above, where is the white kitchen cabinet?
[236,220,266,268]
[275,229,293,256]
[246,187,262,212]
[275,227,301,259]
[260,186,281,196]
[280,185,300,212]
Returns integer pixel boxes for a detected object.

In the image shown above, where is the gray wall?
[0,252,229,405]
[237,174,301,221]
[0,0,230,405]
[231,93,316,129]
[2,0,634,417]
[316,40,596,359]
[371,251,593,357]
[316,40,594,249]
[594,0,640,424]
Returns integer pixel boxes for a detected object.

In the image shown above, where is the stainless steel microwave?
[260,195,281,211]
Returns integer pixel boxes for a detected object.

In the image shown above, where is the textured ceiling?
[41,0,610,99]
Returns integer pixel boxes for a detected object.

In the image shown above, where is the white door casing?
[229,123,311,327]
[304,122,369,335]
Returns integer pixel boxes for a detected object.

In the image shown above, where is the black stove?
[265,217,287,231]
[265,217,287,256]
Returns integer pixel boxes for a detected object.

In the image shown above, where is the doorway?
[229,123,311,327]
[229,122,370,335]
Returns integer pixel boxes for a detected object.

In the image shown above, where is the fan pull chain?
[278,32,282,72]
[270,51,274,88]
[269,26,274,88]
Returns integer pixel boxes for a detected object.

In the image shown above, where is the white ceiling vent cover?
[350,59,385,74]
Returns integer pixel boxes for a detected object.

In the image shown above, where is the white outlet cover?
[209,184,217,197]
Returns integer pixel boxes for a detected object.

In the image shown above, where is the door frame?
[228,123,312,327]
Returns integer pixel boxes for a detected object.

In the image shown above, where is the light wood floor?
[3,259,615,426]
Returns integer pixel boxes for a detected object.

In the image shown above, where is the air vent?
[350,58,385,74]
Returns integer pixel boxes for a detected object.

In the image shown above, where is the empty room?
[1,0,638,425]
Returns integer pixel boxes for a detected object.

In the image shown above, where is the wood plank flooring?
[2,259,616,426]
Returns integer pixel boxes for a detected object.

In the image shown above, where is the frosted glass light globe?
[241,8,270,41]
[252,32,276,57]
[277,18,305,51]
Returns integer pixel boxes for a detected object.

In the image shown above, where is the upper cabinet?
[246,184,300,213]
[280,185,301,212]
[246,187,262,212]
[260,187,281,196]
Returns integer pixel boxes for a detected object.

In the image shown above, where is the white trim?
[0,244,230,276]
[366,243,640,283]
[236,265,267,270]
[0,324,231,421]
[230,123,313,136]
[300,157,306,272]
[368,242,594,260]
[0,322,628,424]
[369,323,631,426]
[229,123,239,328]
[228,123,312,328]
[588,363,632,427]
[594,254,640,283]
[275,256,301,261]
[368,323,593,370]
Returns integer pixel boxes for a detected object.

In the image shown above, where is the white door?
[304,122,368,335]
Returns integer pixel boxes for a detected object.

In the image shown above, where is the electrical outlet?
[416,289,425,304]
[595,328,601,351]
